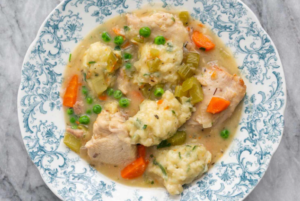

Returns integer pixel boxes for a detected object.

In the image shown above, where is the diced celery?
[179,11,190,26]
[63,133,82,153]
[167,131,187,146]
[141,84,152,98]
[177,64,194,79]
[174,85,188,97]
[182,77,198,92]
[185,52,200,68]
[88,73,108,96]
[133,35,145,43]
[150,48,160,57]
[78,125,91,140]
[190,81,204,104]
[107,52,118,72]
[147,58,161,73]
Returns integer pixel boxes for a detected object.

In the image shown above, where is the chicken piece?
[66,127,85,138]
[117,68,131,95]
[85,134,136,165]
[92,110,128,139]
[126,12,189,46]
[191,66,246,128]
[85,111,137,165]
[73,101,84,115]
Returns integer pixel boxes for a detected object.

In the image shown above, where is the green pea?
[86,109,92,115]
[125,63,132,70]
[70,116,76,124]
[220,129,230,139]
[123,52,132,60]
[102,32,111,42]
[79,115,90,125]
[139,27,151,37]
[107,88,114,96]
[119,98,130,108]
[114,90,123,99]
[154,36,166,45]
[67,108,74,115]
[82,86,88,96]
[154,88,164,97]
[93,104,102,114]
[86,97,93,104]
[114,36,124,45]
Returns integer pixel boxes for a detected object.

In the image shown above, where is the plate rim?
[17,0,287,200]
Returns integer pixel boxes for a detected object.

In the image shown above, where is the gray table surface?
[0,0,299,200]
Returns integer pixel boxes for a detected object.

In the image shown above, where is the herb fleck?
[178,152,182,159]
[143,125,147,129]
[154,115,159,119]
[69,54,72,62]
[89,61,96,64]
[153,159,167,176]
[200,47,206,51]
[124,26,130,32]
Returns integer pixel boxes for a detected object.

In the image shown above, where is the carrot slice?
[99,95,108,101]
[157,99,164,105]
[137,145,146,158]
[206,97,230,114]
[121,157,148,179]
[192,31,215,51]
[112,27,124,36]
[63,75,79,107]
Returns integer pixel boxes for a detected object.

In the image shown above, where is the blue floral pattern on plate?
[17,0,286,200]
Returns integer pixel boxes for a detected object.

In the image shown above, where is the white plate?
[18,0,286,200]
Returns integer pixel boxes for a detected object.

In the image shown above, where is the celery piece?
[63,133,82,153]
[174,85,188,97]
[167,131,187,146]
[182,77,198,92]
[133,35,145,43]
[88,73,108,96]
[179,11,190,26]
[141,84,152,98]
[107,52,118,72]
[185,52,200,68]
[178,64,194,79]
[190,82,204,104]
[147,58,161,73]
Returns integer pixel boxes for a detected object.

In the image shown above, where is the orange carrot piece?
[192,31,215,51]
[63,75,79,107]
[137,145,146,158]
[99,95,108,101]
[121,157,148,179]
[112,27,124,36]
[164,106,169,110]
[206,97,230,114]
[157,99,164,105]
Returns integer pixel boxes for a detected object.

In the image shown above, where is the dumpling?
[126,91,192,146]
[133,42,183,85]
[82,42,121,96]
[147,144,211,195]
